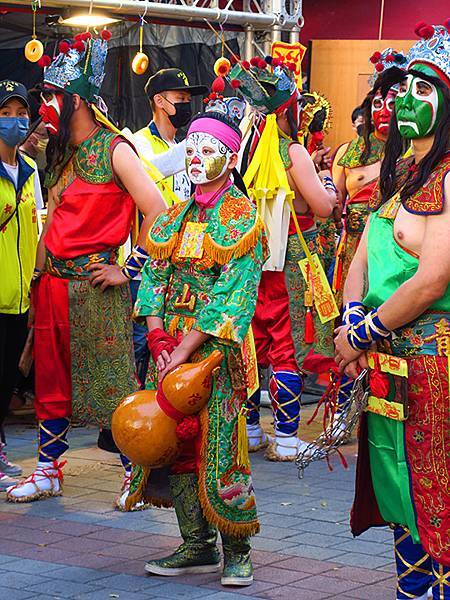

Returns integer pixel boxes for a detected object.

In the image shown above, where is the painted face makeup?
[39,91,64,136]
[185,132,232,185]
[371,89,397,136]
[395,74,443,138]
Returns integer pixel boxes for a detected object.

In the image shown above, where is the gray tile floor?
[0,411,398,599]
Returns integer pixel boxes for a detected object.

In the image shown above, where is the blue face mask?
[0,117,30,148]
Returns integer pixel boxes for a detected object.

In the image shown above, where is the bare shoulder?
[333,142,350,166]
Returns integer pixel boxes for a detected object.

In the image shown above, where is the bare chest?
[345,162,380,198]
[393,205,426,257]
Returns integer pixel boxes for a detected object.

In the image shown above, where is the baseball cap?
[0,80,30,110]
[144,68,208,99]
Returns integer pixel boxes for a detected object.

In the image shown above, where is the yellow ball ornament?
[214,57,231,77]
[132,52,149,75]
[25,39,44,63]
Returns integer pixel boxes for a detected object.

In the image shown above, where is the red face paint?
[371,89,397,136]
[39,90,64,136]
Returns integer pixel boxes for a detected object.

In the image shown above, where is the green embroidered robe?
[133,184,267,536]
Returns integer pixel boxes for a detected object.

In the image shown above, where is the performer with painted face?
[6,33,165,503]
[335,21,450,599]
[129,93,267,585]
[227,56,337,460]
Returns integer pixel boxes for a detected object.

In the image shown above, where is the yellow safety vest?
[0,153,38,314]
[135,125,176,207]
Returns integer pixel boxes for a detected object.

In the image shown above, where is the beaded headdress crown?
[38,30,112,103]
[368,48,407,87]
[407,21,450,86]
[227,55,298,115]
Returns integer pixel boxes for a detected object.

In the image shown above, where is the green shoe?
[145,473,220,576]
[145,544,221,576]
[221,534,253,586]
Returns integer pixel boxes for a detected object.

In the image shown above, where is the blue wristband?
[342,301,367,326]
[347,308,390,351]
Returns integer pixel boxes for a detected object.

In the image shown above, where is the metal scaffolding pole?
[1,0,302,30]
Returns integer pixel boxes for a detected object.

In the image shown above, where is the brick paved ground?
[0,407,399,600]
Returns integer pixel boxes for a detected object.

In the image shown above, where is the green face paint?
[395,72,444,139]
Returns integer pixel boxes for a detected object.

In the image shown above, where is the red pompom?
[370,51,382,64]
[74,33,83,41]
[385,53,395,62]
[208,92,218,100]
[82,31,92,41]
[242,60,250,70]
[203,98,209,104]
[38,55,52,68]
[211,76,225,93]
[445,18,450,33]
[414,20,427,36]
[59,41,70,54]
[419,24,434,38]
[230,79,241,89]
[258,58,267,69]
[250,57,259,67]
[272,57,281,67]
[176,415,200,441]
[375,62,384,72]
[101,28,112,41]
[369,370,390,399]
[287,62,296,72]
[72,40,85,52]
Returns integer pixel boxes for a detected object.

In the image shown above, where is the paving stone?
[259,584,332,599]
[142,581,215,597]
[321,565,393,584]
[333,552,393,569]
[74,591,155,600]
[332,538,390,556]
[349,581,396,599]
[278,544,346,561]
[0,587,36,600]
[26,579,103,598]
[0,571,48,590]
[283,532,344,548]
[202,593,263,600]
[272,556,339,575]
[45,566,113,583]
[291,574,362,594]
[1,558,67,575]
[254,565,310,585]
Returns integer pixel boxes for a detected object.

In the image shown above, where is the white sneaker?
[265,433,313,462]
[247,424,272,453]
[0,472,19,491]
[0,444,22,477]
[115,470,146,512]
[6,460,64,502]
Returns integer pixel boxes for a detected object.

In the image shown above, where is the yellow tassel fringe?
[146,232,178,259]
[202,216,264,265]
[237,406,251,470]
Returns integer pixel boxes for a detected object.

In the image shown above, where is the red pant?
[252,271,298,372]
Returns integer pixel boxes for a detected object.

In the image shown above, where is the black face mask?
[163,99,192,129]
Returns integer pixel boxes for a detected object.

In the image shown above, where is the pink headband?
[187,117,241,153]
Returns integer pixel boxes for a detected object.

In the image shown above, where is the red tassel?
[304,308,315,344]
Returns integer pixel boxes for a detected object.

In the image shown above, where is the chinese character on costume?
[229,55,337,460]
[335,21,450,600]
[6,31,165,503]
[127,92,268,586]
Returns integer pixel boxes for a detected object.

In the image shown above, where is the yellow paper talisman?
[242,327,259,399]
[271,41,307,90]
[298,253,340,323]
[178,222,208,259]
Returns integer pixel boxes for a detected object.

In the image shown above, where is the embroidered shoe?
[6,460,65,502]
[0,472,19,491]
[145,544,221,576]
[247,424,272,453]
[0,444,22,477]
[221,535,253,587]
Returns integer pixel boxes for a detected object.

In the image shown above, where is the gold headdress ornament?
[298,91,332,140]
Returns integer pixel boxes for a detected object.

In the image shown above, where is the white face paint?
[396,74,440,137]
[185,132,232,185]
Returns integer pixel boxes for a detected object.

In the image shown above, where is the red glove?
[147,328,179,363]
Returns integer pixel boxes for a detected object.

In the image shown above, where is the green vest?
[364,206,450,313]
[0,154,38,314]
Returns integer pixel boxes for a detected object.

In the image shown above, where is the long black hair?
[360,89,377,165]
[380,71,450,205]
[45,91,75,177]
